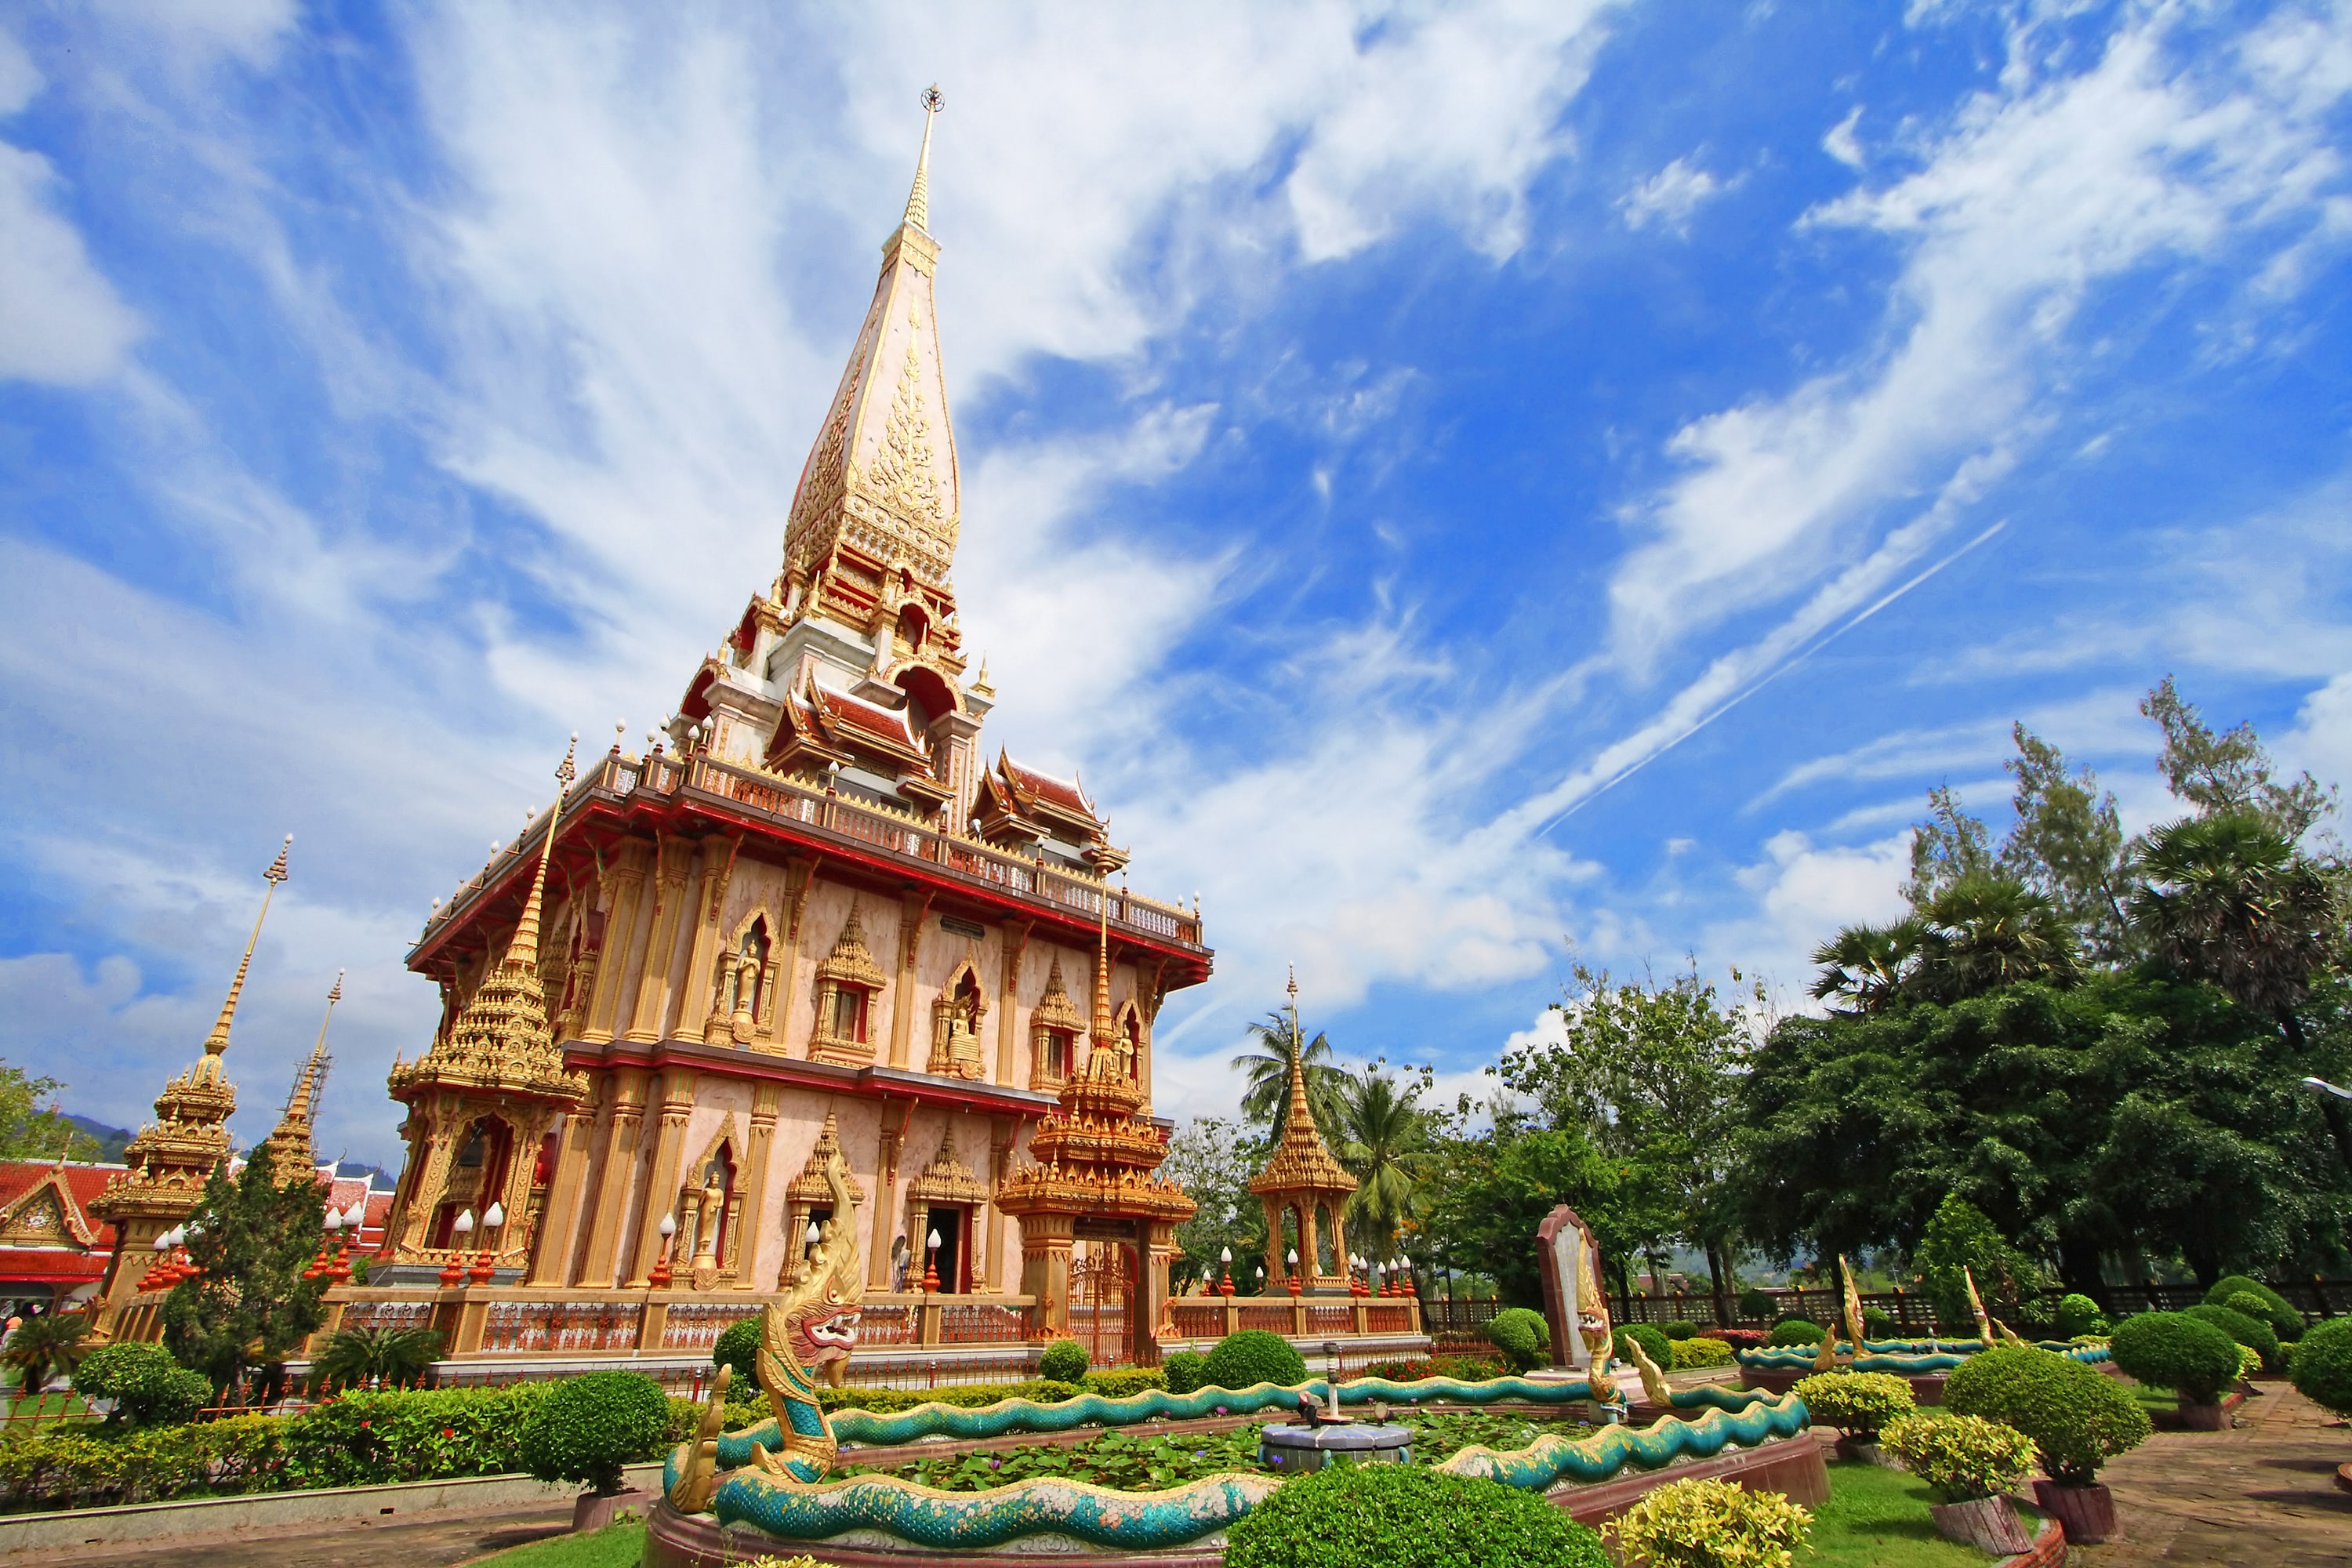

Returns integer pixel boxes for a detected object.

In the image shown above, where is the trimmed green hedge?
[1484,1308,1551,1373]
[1767,1319,1826,1348]
[1945,1345,2150,1485]
[1162,1351,1207,1395]
[519,1371,670,1495]
[2202,1276,2303,1341]
[1225,1457,1609,1568]
[1083,1367,1166,1399]
[1203,1330,1308,1391]
[2183,1302,2280,1372]
[814,1380,1083,1414]
[1038,1339,1090,1384]
[2288,1317,2352,1417]
[2111,1312,2243,1403]
[1612,1324,1671,1370]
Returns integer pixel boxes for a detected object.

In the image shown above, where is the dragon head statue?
[750,1142,864,1485]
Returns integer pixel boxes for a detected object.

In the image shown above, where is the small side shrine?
[1246,980,1357,1294]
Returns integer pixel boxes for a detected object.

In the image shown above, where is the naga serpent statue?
[661,1142,1811,1554]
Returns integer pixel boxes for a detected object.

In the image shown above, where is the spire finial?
[1090,895,1114,1055]
[203,833,292,1058]
[497,735,579,977]
[903,84,944,232]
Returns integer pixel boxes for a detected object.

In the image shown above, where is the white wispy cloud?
[1620,155,1733,234]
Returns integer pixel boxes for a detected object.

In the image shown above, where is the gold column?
[674,836,741,1043]
[1261,1197,1284,1290]
[733,1082,782,1290]
[394,1110,456,1260]
[581,840,652,1044]
[527,1082,603,1286]
[623,834,692,1042]
[886,889,932,1069]
[1020,1214,1074,1335]
[869,1098,911,1290]
[625,1067,698,1286]
[995,920,1030,1086]
[577,1068,648,1286]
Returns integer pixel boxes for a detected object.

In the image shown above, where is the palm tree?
[1809,918,1926,1013]
[1334,1071,1429,1260]
[307,1323,445,1392]
[2,1308,90,1409]
[1230,1011,1348,1138]
[2129,812,2338,1048]
[1907,875,2078,1001]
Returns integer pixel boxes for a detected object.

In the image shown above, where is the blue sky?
[2,1,2349,1168]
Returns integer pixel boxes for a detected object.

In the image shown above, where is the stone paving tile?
[2071,1380,2352,1567]
[22,1499,575,1568]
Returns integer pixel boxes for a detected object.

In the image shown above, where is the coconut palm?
[307,1323,445,1392]
[1230,1011,1347,1138]
[1907,875,2078,1001]
[2129,812,2339,1048]
[1334,1070,1429,1261]
[1809,918,1926,1014]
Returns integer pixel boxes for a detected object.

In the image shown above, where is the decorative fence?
[1610,1281,2352,1331]
[479,1300,642,1354]
[661,1301,762,1352]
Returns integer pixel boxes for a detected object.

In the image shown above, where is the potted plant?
[1793,1370,1914,1462]
[1882,1411,2038,1553]
[518,1369,673,1533]
[1944,1345,2151,1543]
[2110,1311,2243,1429]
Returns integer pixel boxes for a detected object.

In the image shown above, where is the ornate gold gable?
[809,902,887,1066]
[927,946,988,1080]
[906,1127,989,1207]
[0,1174,97,1250]
[780,1112,868,1287]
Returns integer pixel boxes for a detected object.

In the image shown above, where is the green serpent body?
[1737,1338,2112,1375]
[680,1377,1809,1550]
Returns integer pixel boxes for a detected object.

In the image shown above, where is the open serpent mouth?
[808,1308,859,1358]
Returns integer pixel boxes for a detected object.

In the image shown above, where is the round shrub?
[2110,1311,2243,1403]
[74,1342,209,1428]
[1483,1307,1551,1373]
[1661,1320,1699,1341]
[1944,1345,2151,1485]
[1879,1412,2036,1504]
[1613,1323,1672,1370]
[2234,1344,2263,1382]
[1793,1370,1915,1438]
[1608,1474,1813,1568]
[1670,1337,1734,1371]
[712,1316,760,1388]
[518,1370,672,1495]
[1737,1288,1775,1323]
[2203,1275,2303,1341]
[1038,1338,1090,1385]
[1202,1328,1307,1391]
[1227,1459,1607,1568]
[1163,1349,1207,1395]
[1861,1305,1897,1340]
[2288,1316,2352,1416]
[2055,1293,2108,1338]
[2184,1301,2280,1371]
[1767,1319,1825,1348]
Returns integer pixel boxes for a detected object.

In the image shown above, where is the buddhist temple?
[354,92,1211,1360]
[89,836,290,1327]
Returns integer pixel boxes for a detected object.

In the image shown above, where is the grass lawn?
[467,1518,644,1568]
[1798,1461,2043,1566]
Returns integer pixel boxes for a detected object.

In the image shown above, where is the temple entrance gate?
[1069,1240,1133,1367]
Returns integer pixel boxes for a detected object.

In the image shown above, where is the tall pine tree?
[162,1153,327,1404]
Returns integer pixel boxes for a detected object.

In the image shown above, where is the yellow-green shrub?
[1880,1412,2034,1503]
[1792,1370,1914,1437]
[1607,1475,1813,1568]
[1671,1337,1734,1370]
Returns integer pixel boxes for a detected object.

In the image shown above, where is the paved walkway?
[2071,1379,2352,1566]
[19,1499,574,1568]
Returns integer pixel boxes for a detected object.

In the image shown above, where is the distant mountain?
[332,1159,400,1192]
[64,1115,131,1163]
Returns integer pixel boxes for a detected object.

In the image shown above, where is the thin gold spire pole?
[1090,893,1113,1052]
[289,970,343,1120]
[495,735,579,976]
[203,834,292,1058]
[903,84,944,232]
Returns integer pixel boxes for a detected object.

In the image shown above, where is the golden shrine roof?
[1247,1034,1357,1200]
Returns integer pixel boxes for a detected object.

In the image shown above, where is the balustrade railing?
[1305,1304,1353,1335]
[1236,1302,1294,1334]
[662,1301,763,1351]
[338,1299,434,1334]
[939,1302,1028,1345]
[1168,1301,1224,1340]
[858,1303,920,1346]
[1365,1305,1411,1334]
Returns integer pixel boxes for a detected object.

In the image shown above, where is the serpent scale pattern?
[695,1380,1809,1549]
[1736,1338,2112,1375]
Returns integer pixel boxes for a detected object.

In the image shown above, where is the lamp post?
[307,1209,340,1281]
[805,1218,822,1260]
[472,1201,504,1284]
[441,1210,474,1287]
[923,1228,943,1294]
[1218,1246,1234,1297]
[1286,1248,1301,1298]
[2299,1077,2352,1174]
[649,1213,678,1290]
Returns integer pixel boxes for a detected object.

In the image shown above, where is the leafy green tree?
[1417,1119,1629,1308]
[2002,724,2131,962]
[1905,786,1997,909]
[309,1324,444,1392]
[1915,1194,2050,1330]
[0,1065,103,1162]
[1908,875,2079,1002]
[1499,965,1762,1324]
[1809,918,1924,1014]
[1165,1116,1269,1289]
[2131,812,2338,1049]
[2142,676,2336,841]
[162,1152,328,1403]
[1335,1069,1430,1260]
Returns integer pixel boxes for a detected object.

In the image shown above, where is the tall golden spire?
[500,734,578,978]
[903,84,943,233]
[1090,895,1114,1055]
[202,834,292,1059]
[263,971,339,1182]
